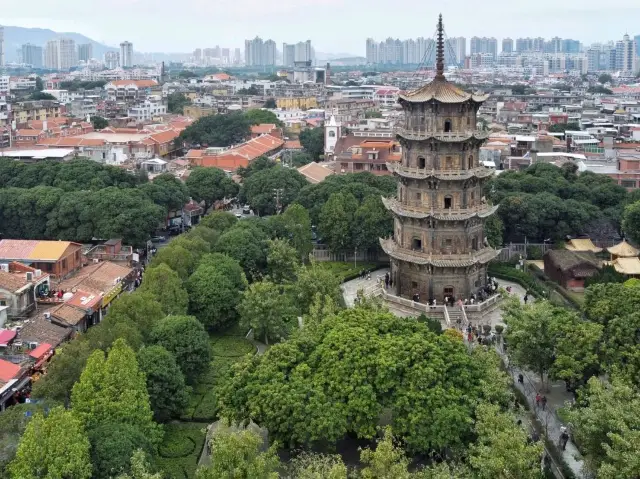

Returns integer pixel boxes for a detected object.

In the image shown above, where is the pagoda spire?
[435,13,445,80]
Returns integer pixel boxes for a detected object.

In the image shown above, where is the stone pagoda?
[380,14,499,303]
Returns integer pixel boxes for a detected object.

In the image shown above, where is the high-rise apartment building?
[264,40,277,66]
[234,48,241,65]
[616,34,637,73]
[502,38,514,53]
[120,41,133,67]
[104,51,119,69]
[0,26,4,67]
[78,43,93,62]
[470,37,497,60]
[245,37,278,66]
[221,48,230,64]
[45,38,76,70]
[193,48,202,63]
[445,37,466,66]
[283,43,296,66]
[22,43,43,68]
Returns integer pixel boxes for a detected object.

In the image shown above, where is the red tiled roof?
[0,359,21,382]
[0,330,17,346]
[190,134,284,171]
[15,129,43,137]
[284,140,302,149]
[251,124,277,135]
[37,137,106,147]
[148,129,179,144]
[29,343,52,360]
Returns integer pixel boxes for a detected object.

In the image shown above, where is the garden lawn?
[155,422,208,479]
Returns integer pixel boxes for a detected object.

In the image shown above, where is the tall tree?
[266,239,300,283]
[242,166,308,215]
[244,109,283,127]
[186,167,239,212]
[139,173,189,213]
[105,291,166,340]
[167,92,191,114]
[137,345,190,422]
[468,404,543,479]
[215,224,269,281]
[623,201,640,245]
[116,450,162,479]
[88,422,154,479]
[8,407,92,479]
[91,116,109,130]
[359,427,412,479]
[195,423,280,479]
[150,244,197,280]
[199,210,238,233]
[319,192,358,253]
[353,195,392,251]
[279,203,313,261]
[239,280,298,344]
[139,263,189,315]
[150,315,211,383]
[292,261,342,315]
[187,254,247,329]
[299,128,325,160]
[71,339,161,444]
[178,112,251,148]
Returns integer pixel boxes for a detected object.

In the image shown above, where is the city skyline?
[2,0,640,54]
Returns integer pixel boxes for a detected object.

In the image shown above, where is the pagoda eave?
[394,129,490,142]
[382,198,499,221]
[380,238,500,267]
[385,162,495,180]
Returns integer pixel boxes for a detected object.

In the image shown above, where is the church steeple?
[435,13,445,80]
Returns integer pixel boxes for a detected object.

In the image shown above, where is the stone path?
[341,268,389,307]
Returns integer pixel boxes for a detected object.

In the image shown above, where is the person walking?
[524,293,529,305]
[541,395,548,411]
[518,373,524,385]
[535,392,541,408]
[559,429,570,451]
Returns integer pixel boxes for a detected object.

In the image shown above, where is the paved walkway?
[341,268,389,307]
[494,280,585,478]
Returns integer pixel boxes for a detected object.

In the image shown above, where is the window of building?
[444,286,454,297]
[328,131,336,138]
[472,237,478,251]
[445,238,453,247]
[61,259,67,270]
[416,192,421,201]
[0,300,6,306]
[418,156,426,168]
[412,281,418,290]
[445,156,452,169]
[621,180,636,188]
[444,119,452,132]
[444,196,452,209]
[412,238,422,251]
[468,155,474,169]
[467,117,471,126]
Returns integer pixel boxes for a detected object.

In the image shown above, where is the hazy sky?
[3,0,640,54]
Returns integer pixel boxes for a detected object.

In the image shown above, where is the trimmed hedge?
[155,422,208,479]
[313,261,384,282]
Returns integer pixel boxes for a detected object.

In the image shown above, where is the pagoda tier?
[395,127,489,142]
[380,238,500,268]
[382,197,499,221]
[385,162,495,181]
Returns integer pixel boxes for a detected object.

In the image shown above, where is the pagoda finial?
[435,14,445,80]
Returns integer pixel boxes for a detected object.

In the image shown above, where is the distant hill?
[315,51,359,62]
[3,26,117,62]
[326,57,367,66]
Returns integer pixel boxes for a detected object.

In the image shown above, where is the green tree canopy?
[219,307,509,452]
[244,109,283,127]
[139,173,189,213]
[116,450,162,479]
[91,115,109,130]
[137,345,190,422]
[199,210,238,233]
[8,407,92,479]
[241,166,308,215]
[150,315,212,382]
[88,422,155,479]
[299,128,325,161]
[239,280,298,344]
[568,377,640,477]
[215,224,269,281]
[150,243,197,281]
[186,167,239,211]
[187,252,247,329]
[319,192,358,253]
[139,263,189,315]
[167,92,192,114]
[266,238,300,283]
[195,422,280,479]
[279,203,313,261]
[105,291,166,341]
[178,112,251,148]
[292,261,342,315]
[71,339,161,444]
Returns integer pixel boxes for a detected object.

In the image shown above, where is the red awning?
[0,359,21,382]
[29,343,53,360]
[0,329,16,346]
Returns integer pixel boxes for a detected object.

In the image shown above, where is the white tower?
[324,115,341,158]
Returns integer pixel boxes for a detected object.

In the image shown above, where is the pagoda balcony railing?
[381,238,498,264]
[386,162,495,180]
[386,198,498,219]
[394,126,490,141]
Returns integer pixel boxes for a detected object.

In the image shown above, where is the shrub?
[495,325,504,334]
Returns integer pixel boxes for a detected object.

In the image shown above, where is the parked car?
[150,236,166,243]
